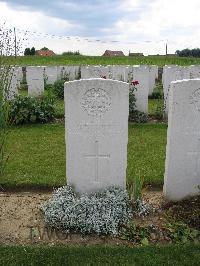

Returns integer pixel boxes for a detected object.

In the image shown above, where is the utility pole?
[165,42,168,56]
[14,27,17,58]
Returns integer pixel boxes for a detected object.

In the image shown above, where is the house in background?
[129,52,144,56]
[102,50,125,56]
[36,50,55,56]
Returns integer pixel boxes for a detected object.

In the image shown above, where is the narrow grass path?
[0,244,199,266]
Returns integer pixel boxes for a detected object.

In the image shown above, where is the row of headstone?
[65,77,200,201]
[10,65,158,114]
[26,66,81,96]
[81,65,158,113]
[163,65,200,113]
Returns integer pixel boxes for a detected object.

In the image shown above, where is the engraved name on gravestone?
[65,78,129,194]
[164,79,200,201]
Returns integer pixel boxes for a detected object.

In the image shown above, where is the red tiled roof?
[36,50,55,56]
[103,50,125,56]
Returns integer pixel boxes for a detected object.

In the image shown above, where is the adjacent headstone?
[188,65,200,79]
[164,79,200,201]
[62,65,81,81]
[148,65,158,96]
[163,66,190,113]
[111,65,126,81]
[81,65,112,79]
[125,65,149,113]
[26,66,44,96]
[44,66,58,85]
[8,67,20,99]
[65,78,129,194]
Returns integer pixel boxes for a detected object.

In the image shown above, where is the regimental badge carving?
[190,88,200,112]
[81,88,111,116]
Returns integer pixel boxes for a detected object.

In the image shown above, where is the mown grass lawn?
[1,123,167,187]
[5,55,200,66]
[0,244,199,266]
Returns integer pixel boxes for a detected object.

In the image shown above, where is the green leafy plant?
[121,222,153,246]
[165,222,200,244]
[53,79,66,99]
[9,94,55,124]
[0,23,24,178]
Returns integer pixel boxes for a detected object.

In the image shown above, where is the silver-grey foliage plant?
[42,186,132,235]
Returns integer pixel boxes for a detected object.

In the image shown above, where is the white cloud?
[0,1,80,34]
[102,0,200,54]
[0,0,199,55]
[118,0,141,11]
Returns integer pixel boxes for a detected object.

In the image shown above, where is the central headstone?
[65,78,129,194]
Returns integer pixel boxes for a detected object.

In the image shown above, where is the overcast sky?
[0,0,200,55]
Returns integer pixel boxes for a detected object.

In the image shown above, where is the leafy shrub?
[121,222,155,245]
[42,186,132,236]
[165,222,200,244]
[149,91,163,99]
[149,82,164,99]
[129,110,148,123]
[54,79,66,99]
[9,94,55,124]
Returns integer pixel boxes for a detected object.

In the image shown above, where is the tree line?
[176,48,200,57]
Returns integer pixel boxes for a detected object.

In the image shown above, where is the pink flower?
[131,80,139,86]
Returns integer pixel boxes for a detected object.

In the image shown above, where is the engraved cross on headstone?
[84,140,110,182]
[188,138,200,176]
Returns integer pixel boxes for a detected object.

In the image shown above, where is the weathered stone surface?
[8,67,20,99]
[62,65,81,81]
[65,78,129,194]
[163,66,190,113]
[26,66,44,96]
[164,79,200,201]
[148,65,158,96]
[44,66,58,85]
[131,65,149,113]
[81,65,112,79]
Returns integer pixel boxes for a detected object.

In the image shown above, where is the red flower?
[100,75,107,79]
[131,80,139,86]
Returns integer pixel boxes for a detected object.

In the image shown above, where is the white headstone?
[188,65,200,79]
[26,66,44,96]
[163,66,190,113]
[148,65,158,96]
[65,78,129,194]
[164,79,200,201]
[62,65,81,81]
[81,65,112,79]
[44,66,58,85]
[131,66,149,113]
[8,67,20,99]
[111,65,126,81]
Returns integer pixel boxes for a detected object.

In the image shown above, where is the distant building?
[36,50,55,56]
[129,52,144,57]
[102,50,125,56]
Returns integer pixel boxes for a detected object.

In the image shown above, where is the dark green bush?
[54,79,65,99]
[149,83,164,99]
[129,110,148,123]
[149,90,163,99]
[9,95,55,124]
